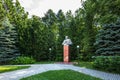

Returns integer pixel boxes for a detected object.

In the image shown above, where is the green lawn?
[0,66,30,73]
[21,70,101,80]
[35,61,55,64]
[75,61,120,74]
[75,61,94,69]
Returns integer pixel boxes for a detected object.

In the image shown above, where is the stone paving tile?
[0,64,120,80]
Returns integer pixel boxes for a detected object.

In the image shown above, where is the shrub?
[78,53,95,61]
[93,56,120,73]
[11,56,36,64]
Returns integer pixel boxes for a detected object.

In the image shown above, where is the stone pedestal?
[63,45,69,63]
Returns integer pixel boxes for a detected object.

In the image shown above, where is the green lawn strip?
[75,61,94,69]
[35,61,55,64]
[21,70,101,80]
[75,61,120,74]
[0,66,30,73]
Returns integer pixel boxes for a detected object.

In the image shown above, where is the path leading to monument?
[0,64,120,80]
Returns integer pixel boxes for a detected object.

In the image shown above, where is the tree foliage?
[0,18,20,63]
[95,20,120,55]
[0,0,120,63]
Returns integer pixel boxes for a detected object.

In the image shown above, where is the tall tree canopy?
[0,0,120,63]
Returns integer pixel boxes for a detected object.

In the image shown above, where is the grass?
[75,61,120,74]
[0,66,30,73]
[75,61,94,69]
[35,61,55,64]
[21,70,101,80]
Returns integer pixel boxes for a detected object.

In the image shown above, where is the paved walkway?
[0,64,120,80]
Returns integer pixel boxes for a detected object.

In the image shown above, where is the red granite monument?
[64,45,69,63]
[62,36,72,63]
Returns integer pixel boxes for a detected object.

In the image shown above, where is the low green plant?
[11,56,36,64]
[93,56,120,73]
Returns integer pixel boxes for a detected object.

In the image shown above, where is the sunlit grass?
[0,66,30,73]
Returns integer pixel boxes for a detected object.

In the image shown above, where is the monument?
[62,36,72,63]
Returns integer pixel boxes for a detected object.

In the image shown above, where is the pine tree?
[12,0,28,54]
[67,10,84,60]
[95,19,120,55]
[23,15,52,61]
[55,10,66,61]
[81,0,97,60]
[0,18,20,63]
[42,9,57,26]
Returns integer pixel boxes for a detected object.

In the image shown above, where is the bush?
[78,53,95,61]
[93,56,120,73]
[11,56,36,64]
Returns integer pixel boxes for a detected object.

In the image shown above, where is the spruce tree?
[0,18,20,63]
[95,19,120,55]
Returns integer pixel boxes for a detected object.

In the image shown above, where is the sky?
[18,0,82,17]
